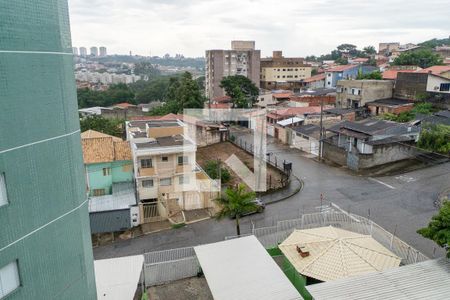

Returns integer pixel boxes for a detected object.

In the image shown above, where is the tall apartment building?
[126,119,220,224]
[205,41,261,99]
[90,46,99,56]
[79,46,87,57]
[99,46,107,57]
[260,51,312,91]
[0,1,96,299]
[72,46,79,56]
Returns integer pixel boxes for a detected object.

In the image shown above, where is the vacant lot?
[148,277,213,300]
[197,141,284,190]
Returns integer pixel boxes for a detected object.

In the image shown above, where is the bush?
[204,160,231,183]
[418,124,450,154]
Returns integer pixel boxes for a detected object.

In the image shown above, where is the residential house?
[394,72,450,99]
[349,57,369,65]
[418,66,450,79]
[302,73,326,89]
[291,124,321,156]
[260,51,312,91]
[126,119,220,225]
[323,119,420,171]
[336,80,394,108]
[325,65,378,88]
[81,130,137,233]
[366,98,414,116]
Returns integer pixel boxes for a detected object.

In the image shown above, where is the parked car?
[230,198,265,219]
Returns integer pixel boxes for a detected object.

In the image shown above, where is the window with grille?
[102,168,111,176]
[177,156,189,165]
[440,83,450,92]
[93,189,105,196]
[142,180,154,188]
[141,159,152,168]
[160,178,172,186]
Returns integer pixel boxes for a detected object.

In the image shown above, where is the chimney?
[296,245,310,257]
[273,51,283,59]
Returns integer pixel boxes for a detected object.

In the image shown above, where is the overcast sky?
[69,0,449,58]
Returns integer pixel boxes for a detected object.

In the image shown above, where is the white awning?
[194,235,301,300]
[277,117,304,127]
[94,255,144,300]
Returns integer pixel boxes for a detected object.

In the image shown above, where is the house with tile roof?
[81,130,137,233]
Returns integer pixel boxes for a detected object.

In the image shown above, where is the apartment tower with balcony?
[0,0,96,298]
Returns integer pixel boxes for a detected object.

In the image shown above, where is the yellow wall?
[262,66,312,82]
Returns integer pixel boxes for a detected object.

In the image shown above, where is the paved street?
[94,128,449,259]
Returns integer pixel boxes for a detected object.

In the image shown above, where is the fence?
[142,210,428,287]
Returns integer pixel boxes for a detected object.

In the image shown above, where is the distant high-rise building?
[205,41,260,99]
[79,46,87,57]
[90,46,98,56]
[99,46,107,57]
[0,1,97,299]
[72,47,79,56]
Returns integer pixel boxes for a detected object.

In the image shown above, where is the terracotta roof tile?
[81,130,131,164]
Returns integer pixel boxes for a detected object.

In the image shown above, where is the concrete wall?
[358,142,416,169]
[86,161,133,196]
[323,141,347,166]
[394,72,428,99]
[426,74,450,94]
[336,80,394,108]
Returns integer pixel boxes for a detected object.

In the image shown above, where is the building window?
[160,178,172,186]
[283,69,286,71]
[93,189,105,196]
[141,159,152,168]
[282,76,286,78]
[178,156,189,165]
[440,83,450,92]
[0,261,20,298]
[179,175,190,185]
[0,173,8,207]
[161,156,168,162]
[142,179,154,188]
[102,168,111,176]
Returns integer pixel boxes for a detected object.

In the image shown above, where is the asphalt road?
[93,128,449,259]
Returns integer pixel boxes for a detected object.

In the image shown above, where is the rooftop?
[307,258,450,300]
[366,98,414,106]
[382,69,416,80]
[81,130,131,164]
[326,65,357,72]
[134,134,192,149]
[292,124,321,139]
[194,235,302,300]
[88,182,137,213]
[328,119,413,136]
[303,73,326,83]
[279,226,401,282]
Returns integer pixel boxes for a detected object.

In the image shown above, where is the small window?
[160,178,172,186]
[179,175,190,185]
[440,83,450,92]
[0,261,20,298]
[0,173,8,207]
[141,159,152,168]
[93,189,105,196]
[102,168,111,176]
[161,156,168,162]
[142,179,154,188]
[178,156,189,165]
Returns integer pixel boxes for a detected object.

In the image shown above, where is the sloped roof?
[326,65,357,72]
[382,70,416,80]
[417,65,450,75]
[81,130,131,164]
[279,226,401,282]
[307,258,450,300]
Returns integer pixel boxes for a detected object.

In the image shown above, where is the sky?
[69,0,450,58]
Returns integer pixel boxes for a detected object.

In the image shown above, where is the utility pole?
[318,96,324,161]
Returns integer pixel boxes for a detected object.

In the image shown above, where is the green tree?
[417,124,450,154]
[79,115,124,138]
[363,46,377,56]
[335,57,348,65]
[132,77,172,104]
[220,75,259,108]
[337,43,358,55]
[417,201,450,258]
[133,61,161,78]
[104,83,135,105]
[393,49,443,68]
[412,102,434,115]
[77,88,107,108]
[214,184,258,236]
[357,70,383,80]
[204,160,231,183]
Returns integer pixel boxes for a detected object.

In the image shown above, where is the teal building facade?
[0,0,97,298]
[87,161,133,196]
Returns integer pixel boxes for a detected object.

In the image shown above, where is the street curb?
[264,175,304,205]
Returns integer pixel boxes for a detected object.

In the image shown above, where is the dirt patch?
[148,277,213,300]
[197,142,285,190]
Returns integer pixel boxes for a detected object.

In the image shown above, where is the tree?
[412,102,434,115]
[357,70,383,80]
[393,49,443,68]
[79,115,124,138]
[104,83,135,105]
[417,201,450,258]
[204,160,231,183]
[335,57,348,65]
[337,43,358,55]
[220,75,259,108]
[417,124,450,154]
[133,61,161,78]
[214,184,258,236]
[363,45,377,56]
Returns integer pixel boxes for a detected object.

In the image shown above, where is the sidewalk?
[261,175,303,205]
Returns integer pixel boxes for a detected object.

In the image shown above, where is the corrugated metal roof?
[307,258,450,300]
[279,226,401,282]
[194,235,302,300]
[94,255,144,300]
[277,117,304,127]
